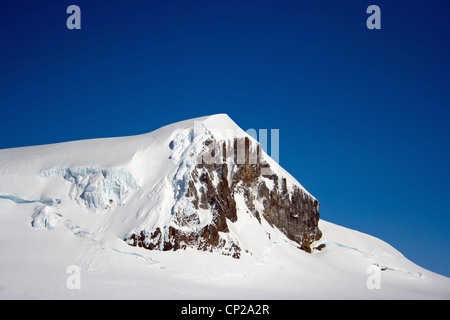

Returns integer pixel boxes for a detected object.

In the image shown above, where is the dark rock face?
[124,135,322,258]
[129,225,241,259]
[257,178,322,253]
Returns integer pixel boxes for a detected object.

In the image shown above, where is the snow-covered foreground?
[0,114,448,299]
[0,200,448,300]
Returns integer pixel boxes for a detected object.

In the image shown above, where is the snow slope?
[0,114,448,299]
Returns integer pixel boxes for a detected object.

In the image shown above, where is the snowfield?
[0,114,449,299]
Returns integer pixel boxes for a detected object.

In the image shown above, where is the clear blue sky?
[1,0,449,277]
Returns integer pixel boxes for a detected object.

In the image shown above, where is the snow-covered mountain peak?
[120,113,322,257]
[0,113,321,257]
[0,114,449,299]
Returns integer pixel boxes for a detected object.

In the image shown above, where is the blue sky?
[1,0,449,277]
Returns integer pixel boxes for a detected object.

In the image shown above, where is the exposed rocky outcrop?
[124,131,322,258]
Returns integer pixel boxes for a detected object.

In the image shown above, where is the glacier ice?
[41,167,139,211]
[31,206,62,230]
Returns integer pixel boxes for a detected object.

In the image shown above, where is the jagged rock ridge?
[124,123,322,258]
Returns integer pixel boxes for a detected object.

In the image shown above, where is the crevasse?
[41,167,139,211]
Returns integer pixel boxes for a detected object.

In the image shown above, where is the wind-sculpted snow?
[41,167,139,211]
